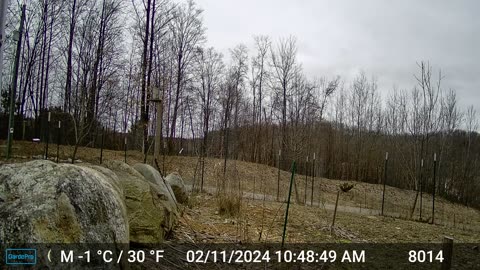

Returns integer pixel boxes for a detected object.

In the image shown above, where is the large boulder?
[0,160,128,244]
[165,172,188,204]
[104,161,178,244]
[133,163,177,205]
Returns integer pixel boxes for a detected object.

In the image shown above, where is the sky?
[195,0,480,115]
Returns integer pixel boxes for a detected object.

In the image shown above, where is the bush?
[217,194,241,217]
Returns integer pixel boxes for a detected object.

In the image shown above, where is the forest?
[1,0,479,210]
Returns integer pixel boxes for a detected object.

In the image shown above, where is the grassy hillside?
[2,140,479,243]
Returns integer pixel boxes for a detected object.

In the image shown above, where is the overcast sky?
[195,0,480,114]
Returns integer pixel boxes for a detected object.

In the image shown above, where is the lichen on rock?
[165,172,188,204]
[104,161,179,244]
[0,160,129,244]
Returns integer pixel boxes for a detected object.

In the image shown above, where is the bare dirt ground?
[2,140,480,244]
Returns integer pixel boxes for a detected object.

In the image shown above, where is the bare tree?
[270,36,297,165]
[222,44,248,176]
[250,35,270,163]
[195,47,224,190]
[168,0,205,153]
[409,61,443,217]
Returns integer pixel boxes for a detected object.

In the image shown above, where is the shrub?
[217,194,241,217]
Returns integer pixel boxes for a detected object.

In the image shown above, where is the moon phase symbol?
[48,249,52,262]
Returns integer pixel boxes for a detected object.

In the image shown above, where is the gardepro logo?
[5,248,37,265]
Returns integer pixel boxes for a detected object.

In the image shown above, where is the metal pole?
[277,149,281,201]
[22,120,25,140]
[56,121,61,163]
[419,158,424,219]
[381,152,388,216]
[162,142,166,173]
[45,112,51,159]
[304,156,308,204]
[124,136,127,163]
[100,127,105,164]
[253,176,255,200]
[281,161,296,249]
[5,4,26,159]
[331,190,340,232]
[432,153,437,224]
[311,152,315,206]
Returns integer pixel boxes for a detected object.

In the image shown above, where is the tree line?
[0,0,479,209]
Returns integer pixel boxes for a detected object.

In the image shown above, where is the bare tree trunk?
[64,0,77,113]
[140,0,152,162]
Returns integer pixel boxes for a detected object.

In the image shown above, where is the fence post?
[304,156,308,205]
[419,158,424,219]
[253,176,256,200]
[281,161,296,249]
[22,120,26,140]
[124,136,127,163]
[311,152,316,206]
[100,127,105,164]
[331,190,340,233]
[432,153,437,224]
[277,149,281,201]
[381,152,388,216]
[56,121,61,163]
[441,236,453,270]
[45,112,51,160]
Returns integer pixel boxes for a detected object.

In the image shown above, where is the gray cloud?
[196,0,480,113]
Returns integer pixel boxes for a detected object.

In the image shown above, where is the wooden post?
[331,190,340,233]
[281,161,296,249]
[441,236,453,270]
[381,152,388,216]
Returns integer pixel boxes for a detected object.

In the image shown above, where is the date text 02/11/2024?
[185,250,366,264]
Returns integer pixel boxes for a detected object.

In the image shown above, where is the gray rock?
[133,163,177,204]
[65,158,82,163]
[105,161,178,244]
[79,164,124,198]
[165,172,188,204]
[0,160,129,244]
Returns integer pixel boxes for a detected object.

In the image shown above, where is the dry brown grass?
[174,192,480,244]
[3,140,480,243]
[217,193,242,217]
[159,154,480,232]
